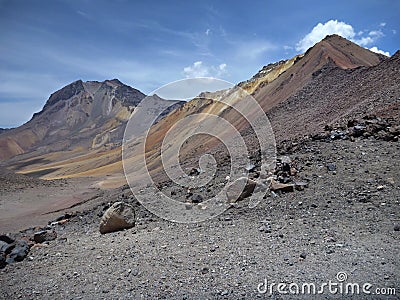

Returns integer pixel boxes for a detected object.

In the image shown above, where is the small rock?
[33,229,57,243]
[394,224,400,232]
[197,203,207,210]
[99,202,136,234]
[50,219,69,226]
[300,252,307,259]
[377,185,385,191]
[0,235,15,244]
[353,125,366,137]
[258,224,272,233]
[294,181,308,191]
[54,213,74,222]
[201,267,209,274]
[280,176,291,184]
[5,240,30,264]
[386,178,395,185]
[326,248,335,254]
[210,245,218,252]
[280,156,292,164]
[326,163,336,172]
[189,193,203,203]
[189,168,200,176]
[270,179,294,193]
[0,241,13,254]
[245,163,256,172]
[226,177,257,202]
[221,290,229,296]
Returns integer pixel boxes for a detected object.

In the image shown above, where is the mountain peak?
[306,34,384,69]
[104,79,123,86]
[322,34,346,42]
[44,79,85,110]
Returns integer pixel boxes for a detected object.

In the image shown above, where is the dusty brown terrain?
[0,136,399,299]
[0,168,105,233]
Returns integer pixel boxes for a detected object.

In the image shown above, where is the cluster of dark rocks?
[0,229,58,269]
[269,156,308,192]
[227,155,310,203]
[0,236,30,268]
[0,213,74,268]
[183,155,309,206]
[313,116,400,142]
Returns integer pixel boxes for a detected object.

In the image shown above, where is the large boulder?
[99,202,136,234]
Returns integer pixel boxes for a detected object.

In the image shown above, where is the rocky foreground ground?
[0,129,399,299]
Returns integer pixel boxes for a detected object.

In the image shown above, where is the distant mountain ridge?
[0,79,182,161]
[1,34,398,186]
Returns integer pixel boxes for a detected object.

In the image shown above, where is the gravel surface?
[1,137,399,299]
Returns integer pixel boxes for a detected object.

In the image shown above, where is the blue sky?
[0,0,398,127]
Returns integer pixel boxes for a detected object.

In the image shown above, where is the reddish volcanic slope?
[268,50,400,143]
[253,34,385,113]
[142,35,389,162]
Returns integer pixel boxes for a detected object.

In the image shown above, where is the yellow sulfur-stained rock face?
[239,54,303,95]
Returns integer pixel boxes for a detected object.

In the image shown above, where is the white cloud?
[369,30,384,38]
[380,22,386,27]
[355,36,374,46]
[352,29,385,47]
[369,46,390,56]
[296,20,355,51]
[296,19,389,54]
[205,29,211,36]
[183,61,209,77]
[183,61,228,78]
